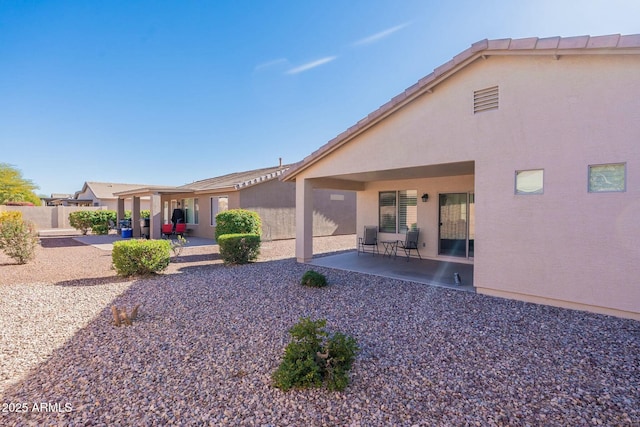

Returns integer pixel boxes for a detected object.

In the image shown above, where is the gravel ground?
[0,234,638,426]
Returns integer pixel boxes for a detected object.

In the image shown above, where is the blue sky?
[1,0,638,196]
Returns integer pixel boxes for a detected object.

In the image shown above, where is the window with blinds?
[398,190,417,232]
[379,190,417,233]
[379,191,397,233]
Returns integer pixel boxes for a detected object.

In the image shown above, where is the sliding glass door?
[439,193,475,258]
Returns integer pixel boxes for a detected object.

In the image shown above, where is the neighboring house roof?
[112,164,292,198]
[180,164,292,192]
[79,182,152,200]
[282,33,640,181]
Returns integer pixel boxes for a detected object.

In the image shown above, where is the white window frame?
[210,196,229,226]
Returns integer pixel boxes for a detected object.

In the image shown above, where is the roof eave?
[192,185,237,195]
[114,187,186,197]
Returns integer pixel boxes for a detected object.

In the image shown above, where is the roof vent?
[474,86,499,113]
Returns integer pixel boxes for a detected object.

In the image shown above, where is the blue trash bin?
[121,228,132,238]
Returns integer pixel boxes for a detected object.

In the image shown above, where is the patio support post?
[150,193,162,239]
[296,178,314,263]
[117,198,125,227]
[132,196,141,237]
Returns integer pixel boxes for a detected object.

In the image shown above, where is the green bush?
[214,209,262,240]
[69,211,94,235]
[0,217,38,264]
[325,332,360,391]
[112,239,171,276]
[218,233,260,265]
[69,210,121,235]
[91,223,109,235]
[90,210,116,235]
[301,270,327,287]
[272,317,359,392]
[92,210,116,225]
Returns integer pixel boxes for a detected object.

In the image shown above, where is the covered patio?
[309,250,474,292]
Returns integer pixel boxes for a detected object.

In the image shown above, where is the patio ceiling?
[310,160,474,189]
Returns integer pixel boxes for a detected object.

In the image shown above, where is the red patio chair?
[161,223,173,238]
[174,222,187,237]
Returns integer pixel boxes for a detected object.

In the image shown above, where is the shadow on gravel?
[39,236,87,248]
[55,276,132,287]
[171,252,222,264]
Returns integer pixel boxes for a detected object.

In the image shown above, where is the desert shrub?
[112,239,171,276]
[272,317,359,392]
[324,332,359,391]
[217,233,260,265]
[170,235,188,260]
[0,217,38,264]
[301,270,327,287]
[69,211,94,235]
[91,210,116,225]
[91,223,109,235]
[90,210,116,235]
[214,209,262,240]
[0,211,23,223]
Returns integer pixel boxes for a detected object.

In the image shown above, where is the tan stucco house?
[116,162,356,241]
[75,182,151,211]
[282,34,640,320]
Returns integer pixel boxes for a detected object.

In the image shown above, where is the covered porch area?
[292,161,476,287]
[114,186,188,240]
[310,250,474,291]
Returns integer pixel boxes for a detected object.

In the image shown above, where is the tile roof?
[180,164,292,192]
[282,33,640,181]
[82,182,152,199]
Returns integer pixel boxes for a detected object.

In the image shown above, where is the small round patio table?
[381,240,399,258]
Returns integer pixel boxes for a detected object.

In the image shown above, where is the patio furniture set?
[357,226,421,261]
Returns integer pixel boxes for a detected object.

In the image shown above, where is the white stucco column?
[150,193,162,240]
[296,178,314,263]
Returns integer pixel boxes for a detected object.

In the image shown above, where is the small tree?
[69,211,94,235]
[0,163,41,206]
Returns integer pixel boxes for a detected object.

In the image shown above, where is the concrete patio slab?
[72,235,217,251]
[309,251,475,292]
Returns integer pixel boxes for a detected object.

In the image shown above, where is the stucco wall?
[471,55,640,318]
[293,53,640,318]
[162,179,356,241]
[240,180,356,240]
[0,206,107,230]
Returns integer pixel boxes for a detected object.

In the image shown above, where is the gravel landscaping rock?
[0,235,638,426]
